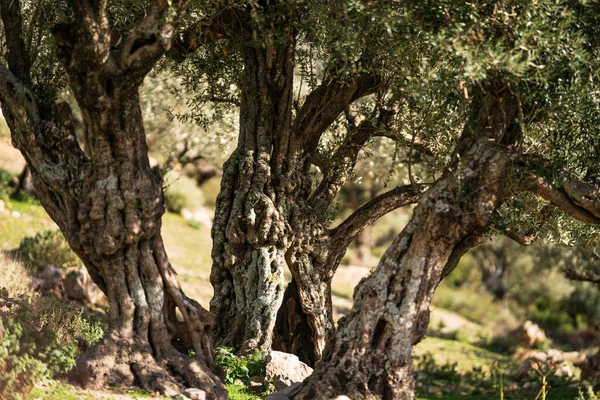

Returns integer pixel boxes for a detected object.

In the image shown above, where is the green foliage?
[0,287,105,399]
[577,386,600,400]
[215,347,267,385]
[0,290,75,399]
[18,230,80,272]
[418,352,461,383]
[226,383,262,400]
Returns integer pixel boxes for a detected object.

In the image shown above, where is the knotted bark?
[0,1,226,397]
[210,30,302,352]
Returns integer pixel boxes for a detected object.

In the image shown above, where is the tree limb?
[0,0,31,84]
[291,73,383,155]
[564,268,600,285]
[519,157,600,224]
[328,184,428,256]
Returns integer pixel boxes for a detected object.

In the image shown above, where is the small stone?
[183,388,206,400]
[265,351,313,391]
[331,396,352,400]
[0,199,4,211]
[249,375,265,387]
[10,210,21,218]
[265,382,301,400]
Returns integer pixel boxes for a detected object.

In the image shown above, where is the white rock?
[10,210,21,218]
[265,351,313,391]
[0,199,4,211]
[182,388,206,400]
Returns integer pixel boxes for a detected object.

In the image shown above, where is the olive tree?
[172,0,457,363]
[0,0,225,397]
[289,1,600,398]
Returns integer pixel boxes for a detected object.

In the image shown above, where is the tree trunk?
[0,0,226,391]
[292,136,518,399]
[210,36,301,353]
[273,219,335,366]
[274,185,423,366]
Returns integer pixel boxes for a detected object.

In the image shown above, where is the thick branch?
[329,184,427,253]
[565,269,600,285]
[291,73,382,155]
[0,0,30,83]
[520,159,600,224]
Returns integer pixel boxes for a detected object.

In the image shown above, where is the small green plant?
[0,289,76,399]
[0,287,106,399]
[18,230,81,272]
[215,347,267,384]
[531,362,554,400]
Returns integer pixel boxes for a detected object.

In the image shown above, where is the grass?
[415,337,511,372]
[29,382,94,400]
[226,384,262,400]
[0,198,56,249]
[161,211,213,307]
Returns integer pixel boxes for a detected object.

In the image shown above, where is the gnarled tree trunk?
[292,140,516,399]
[274,184,424,366]
[210,32,304,353]
[287,87,522,400]
[0,1,226,397]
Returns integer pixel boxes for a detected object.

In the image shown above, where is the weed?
[215,347,267,385]
[577,386,600,400]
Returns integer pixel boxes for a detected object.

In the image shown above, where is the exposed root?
[68,333,227,399]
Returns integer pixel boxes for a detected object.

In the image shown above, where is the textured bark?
[0,2,226,397]
[285,85,523,399]
[292,138,517,400]
[273,184,425,366]
[209,3,393,358]
[210,29,302,353]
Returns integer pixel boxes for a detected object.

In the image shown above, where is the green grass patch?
[29,381,94,400]
[226,384,262,400]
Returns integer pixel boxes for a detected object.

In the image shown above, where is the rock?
[331,397,352,400]
[63,267,107,306]
[10,210,21,218]
[515,349,575,379]
[515,320,547,348]
[265,351,313,391]
[31,265,64,298]
[0,199,4,211]
[182,388,206,400]
[249,375,265,387]
[192,207,213,229]
[522,381,540,390]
